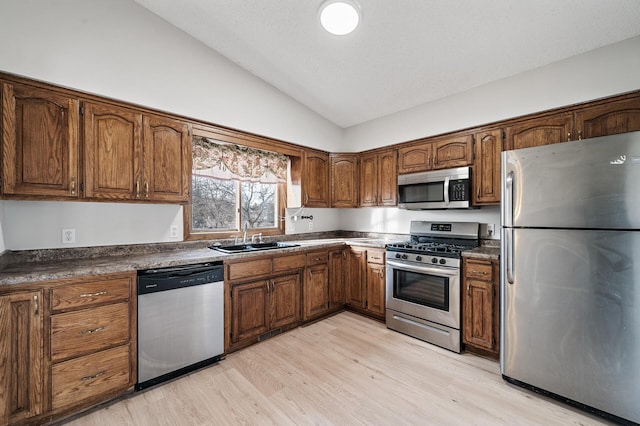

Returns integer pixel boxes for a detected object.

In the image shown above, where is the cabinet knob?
[33,295,39,316]
[144,182,150,198]
[71,177,76,195]
[567,132,572,141]
[136,181,141,198]
[578,130,582,141]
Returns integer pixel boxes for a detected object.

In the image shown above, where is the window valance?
[192,136,288,183]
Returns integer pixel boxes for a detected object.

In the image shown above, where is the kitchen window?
[187,136,287,239]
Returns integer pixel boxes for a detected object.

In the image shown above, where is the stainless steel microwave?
[397,166,472,209]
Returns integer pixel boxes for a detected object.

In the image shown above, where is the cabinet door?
[143,115,191,203]
[329,250,345,309]
[330,154,358,207]
[358,153,378,207]
[366,262,386,316]
[1,82,80,198]
[231,280,270,343]
[398,142,432,173]
[503,113,573,150]
[271,274,301,329]
[0,290,44,424]
[345,247,367,309]
[575,95,640,139]
[377,149,397,206]
[463,278,495,351]
[473,129,502,205]
[83,102,143,200]
[432,135,472,170]
[303,150,329,207]
[304,264,329,320]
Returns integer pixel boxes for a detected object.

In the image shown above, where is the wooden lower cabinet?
[462,257,499,358]
[345,247,386,320]
[0,272,136,426]
[304,263,330,320]
[0,290,44,425]
[271,274,302,329]
[231,279,270,344]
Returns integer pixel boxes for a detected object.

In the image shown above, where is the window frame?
[185,126,292,241]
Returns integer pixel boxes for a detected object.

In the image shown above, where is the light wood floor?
[65,311,613,425]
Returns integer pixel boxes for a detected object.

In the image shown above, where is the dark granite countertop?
[0,237,400,286]
[462,243,500,260]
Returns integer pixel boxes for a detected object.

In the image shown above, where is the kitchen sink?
[209,241,299,254]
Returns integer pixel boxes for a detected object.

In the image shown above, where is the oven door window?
[393,268,449,311]
[399,182,444,203]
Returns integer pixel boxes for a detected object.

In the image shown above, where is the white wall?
[3,201,183,251]
[344,36,640,151]
[338,206,501,239]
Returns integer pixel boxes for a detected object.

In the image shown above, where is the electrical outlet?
[170,225,178,238]
[487,224,495,237]
[308,221,314,231]
[62,228,76,244]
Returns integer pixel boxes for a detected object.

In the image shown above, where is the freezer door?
[501,131,640,229]
[501,228,640,423]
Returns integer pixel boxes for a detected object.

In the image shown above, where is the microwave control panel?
[449,178,469,201]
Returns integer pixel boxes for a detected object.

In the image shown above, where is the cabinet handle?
[80,370,106,382]
[71,177,76,195]
[567,132,572,141]
[378,269,383,279]
[79,290,108,298]
[80,326,105,335]
[476,187,480,199]
[144,181,149,198]
[467,283,470,296]
[578,130,582,141]
[305,193,309,205]
[34,295,39,316]
[470,270,488,275]
[136,181,141,198]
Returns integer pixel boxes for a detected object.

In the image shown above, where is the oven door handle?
[386,259,459,278]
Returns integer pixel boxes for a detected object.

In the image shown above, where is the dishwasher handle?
[138,262,223,295]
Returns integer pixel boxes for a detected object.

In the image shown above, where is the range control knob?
[416,256,422,262]
[401,254,408,260]
[439,258,447,265]
[431,258,438,264]
[395,253,402,259]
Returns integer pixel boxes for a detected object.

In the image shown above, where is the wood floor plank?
[63,311,614,425]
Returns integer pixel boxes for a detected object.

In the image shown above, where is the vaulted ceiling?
[133,0,640,128]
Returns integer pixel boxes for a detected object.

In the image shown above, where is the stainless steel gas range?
[385,221,479,353]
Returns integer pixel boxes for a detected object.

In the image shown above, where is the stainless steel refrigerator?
[501,131,640,424]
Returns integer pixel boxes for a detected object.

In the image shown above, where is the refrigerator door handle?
[444,176,450,206]
[505,171,514,227]
[506,228,514,284]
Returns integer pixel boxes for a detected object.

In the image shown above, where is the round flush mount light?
[319,0,360,36]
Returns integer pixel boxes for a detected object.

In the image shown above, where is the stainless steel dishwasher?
[136,262,224,390]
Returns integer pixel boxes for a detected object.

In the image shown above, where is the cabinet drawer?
[51,275,132,312]
[227,258,273,281]
[51,344,131,410]
[51,302,130,362]
[306,251,329,266]
[366,250,385,264]
[465,260,493,280]
[273,253,306,273]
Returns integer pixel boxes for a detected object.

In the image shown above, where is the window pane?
[191,175,237,231]
[241,182,277,229]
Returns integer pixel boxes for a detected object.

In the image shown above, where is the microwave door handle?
[443,176,450,206]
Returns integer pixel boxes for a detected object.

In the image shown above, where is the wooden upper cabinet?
[143,115,191,203]
[83,102,142,200]
[473,129,502,205]
[398,142,431,173]
[432,135,473,169]
[503,113,573,150]
[575,95,640,140]
[303,149,330,207]
[398,135,471,173]
[377,149,397,206]
[330,154,358,208]
[359,149,397,207]
[1,82,80,198]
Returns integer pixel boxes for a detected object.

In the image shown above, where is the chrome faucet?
[243,222,248,243]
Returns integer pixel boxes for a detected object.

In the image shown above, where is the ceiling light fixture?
[319,0,360,36]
